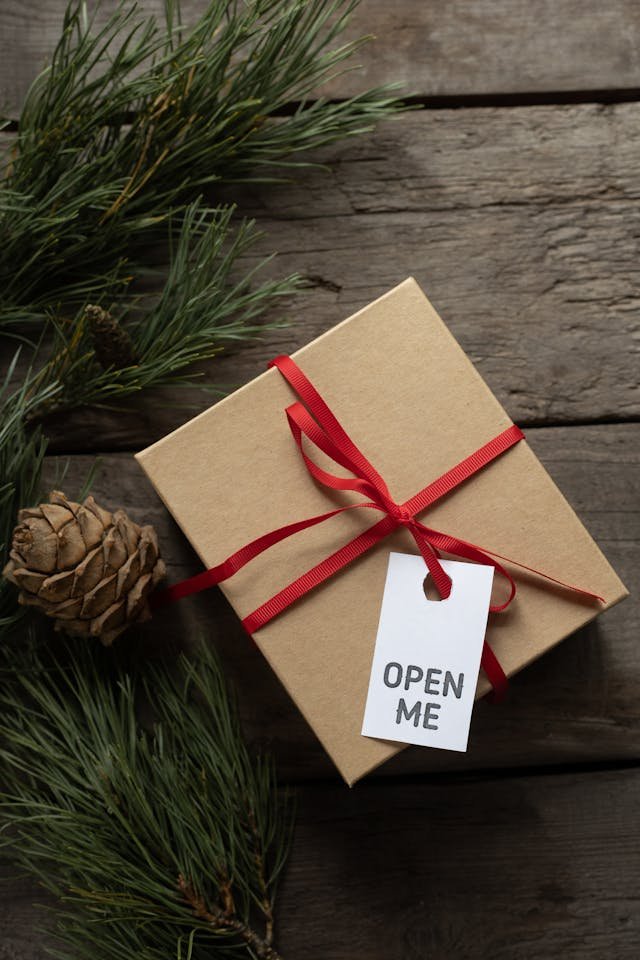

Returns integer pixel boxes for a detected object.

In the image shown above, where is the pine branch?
[178,875,282,960]
[1,0,402,324]
[25,200,299,422]
[0,635,294,959]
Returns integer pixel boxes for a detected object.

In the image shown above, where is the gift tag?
[361,553,494,752]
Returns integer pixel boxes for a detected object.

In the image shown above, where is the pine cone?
[85,304,138,370]
[2,491,165,645]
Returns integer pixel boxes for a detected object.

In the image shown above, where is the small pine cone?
[85,304,138,370]
[2,491,166,646]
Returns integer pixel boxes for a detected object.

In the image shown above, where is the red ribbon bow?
[152,354,603,700]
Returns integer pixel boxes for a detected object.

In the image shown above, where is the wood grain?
[3,769,639,958]
[5,102,639,451]
[0,875,54,960]
[3,1,640,117]
[278,769,640,959]
[40,422,638,780]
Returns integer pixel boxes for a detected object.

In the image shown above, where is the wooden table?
[2,2,639,957]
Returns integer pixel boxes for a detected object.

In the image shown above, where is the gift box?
[136,278,627,785]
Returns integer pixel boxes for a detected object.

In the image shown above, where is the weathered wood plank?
[0,874,54,960]
[3,768,640,958]
[208,103,640,429]
[3,1,640,117]
[40,422,639,780]
[279,769,640,959]
[330,0,640,100]
[5,102,639,450]
[0,104,640,452]
[279,770,640,959]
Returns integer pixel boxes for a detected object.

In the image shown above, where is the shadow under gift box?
[135,278,628,786]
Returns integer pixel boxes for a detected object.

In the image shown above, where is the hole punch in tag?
[361,553,494,753]
[423,573,445,602]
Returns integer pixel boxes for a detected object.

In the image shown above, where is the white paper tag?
[361,553,494,752]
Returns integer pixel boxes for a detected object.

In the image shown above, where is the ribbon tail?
[418,522,604,611]
[479,547,605,606]
[481,642,509,703]
[410,521,509,694]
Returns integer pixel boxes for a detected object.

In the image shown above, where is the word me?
[383,661,464,730]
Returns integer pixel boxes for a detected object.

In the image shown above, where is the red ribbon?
[152,354,604,700]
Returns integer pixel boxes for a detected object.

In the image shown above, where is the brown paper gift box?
[136,278,628,785]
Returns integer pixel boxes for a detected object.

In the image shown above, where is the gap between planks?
[6,88,640,134]
[4,0,640,116]
[41,416,640,458]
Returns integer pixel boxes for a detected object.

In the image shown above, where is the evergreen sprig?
[0,637,293,959]
[1,0,399,324]
[27,202,298,421]
[1,0,401,423]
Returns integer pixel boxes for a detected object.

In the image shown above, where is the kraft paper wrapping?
[136,278,628,785]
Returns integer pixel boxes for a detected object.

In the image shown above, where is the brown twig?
[219,871,236,918]
[178,874,283,960]
[246,805,275,945]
